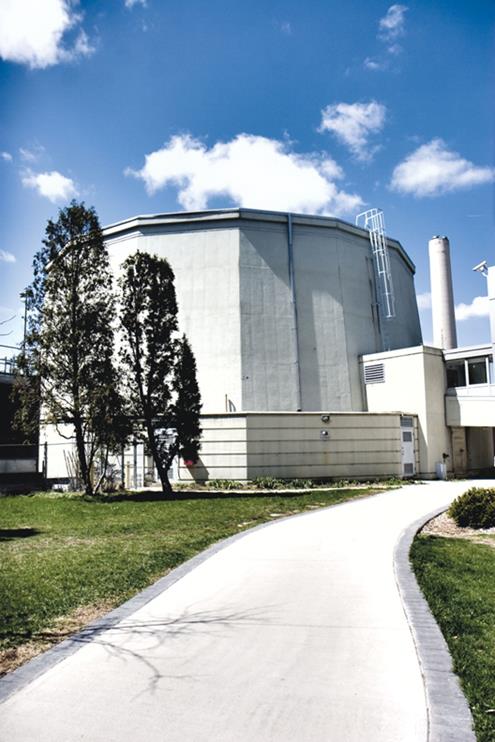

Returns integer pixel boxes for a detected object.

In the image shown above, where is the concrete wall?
[238,223,299,411]
[466,428,494,470]
[451,426,468,473]
[40,423,76,480]
[179,412,417,482]
[106,225,242,413]
[104,210,422,415]
[41,412,416,483]
[387,249,423,351]
[446,386,495,427]
[362,346,451,476]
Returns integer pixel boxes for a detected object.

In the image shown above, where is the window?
[446,361,466,388]
[468,358,488,385]
[446,356,491,388]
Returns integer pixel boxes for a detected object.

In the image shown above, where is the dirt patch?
[421,511,495,548]
[0,600,115,677]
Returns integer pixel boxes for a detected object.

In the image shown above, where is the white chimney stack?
[428,235,457,350]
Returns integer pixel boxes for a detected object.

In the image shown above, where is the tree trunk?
[74,418,92,496]
[156,464,173,498]
[145,421,174,498]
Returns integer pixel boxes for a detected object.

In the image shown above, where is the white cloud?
[363,57,387,71]
[0,0,94,69]
[455,296,489,321]
[125,0,147,7]
[379,4,408,41]
[19,144,45,162]
[71,29,93,57]
[278,21,292,35]
[391,139,495,197]
[127,134,363,217]
[416,292,431,311]
[319,101,386,162]
[364,4,408,70]
[1,151,12,162]
[22,170,78,203]
[387,43,402,56]
[0,249,16,263]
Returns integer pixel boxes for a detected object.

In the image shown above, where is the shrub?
[448,487,495,529]
[286,479,315,489]
[207,479,243,490]
[333,479,358,488]
[252,476,285,490]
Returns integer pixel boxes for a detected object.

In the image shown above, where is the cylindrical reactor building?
[104,209,422,412]
[428,236,457,350]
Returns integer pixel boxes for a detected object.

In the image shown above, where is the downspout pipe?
[287,213,302,410]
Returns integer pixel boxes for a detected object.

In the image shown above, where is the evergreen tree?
[173,335,202,464]
[119,252,201,496]
[15,201,128,496]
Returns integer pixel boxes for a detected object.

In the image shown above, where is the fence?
[0,357,16,375]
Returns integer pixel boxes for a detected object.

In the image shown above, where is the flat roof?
[102,207,416,273]
[361,343,492,363]
[444,344,492,361]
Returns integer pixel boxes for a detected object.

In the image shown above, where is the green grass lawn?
[411,535,495,742]
[0,486,377,671]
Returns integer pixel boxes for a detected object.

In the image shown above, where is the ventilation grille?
[401,416,414,427]
[364,363,385,384]
[403,463,414,475]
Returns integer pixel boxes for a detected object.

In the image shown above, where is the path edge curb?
[394,506,476,742]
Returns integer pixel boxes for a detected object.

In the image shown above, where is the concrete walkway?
[0,481,482,741]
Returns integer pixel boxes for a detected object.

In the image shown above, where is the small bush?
[448,487,495,529]
[207,479,243,490]
[286,479,314,489]
[252,476,285,490]
[333,479,359,488]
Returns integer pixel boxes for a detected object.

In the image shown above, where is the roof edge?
[102,207,416,273]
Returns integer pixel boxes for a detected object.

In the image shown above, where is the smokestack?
[428,236,457,350]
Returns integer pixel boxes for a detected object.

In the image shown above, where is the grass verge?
[1,486,378,675]
[410,535,495,742]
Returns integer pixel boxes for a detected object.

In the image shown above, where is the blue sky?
[0,0,494,349]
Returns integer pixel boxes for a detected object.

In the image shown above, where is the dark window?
[468,358,488,385]
[446,361,466,388]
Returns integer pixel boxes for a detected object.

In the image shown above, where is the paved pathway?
[0,481,482,741]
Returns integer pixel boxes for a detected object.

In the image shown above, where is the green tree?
[15,201,128,496]
[119,252,201,496]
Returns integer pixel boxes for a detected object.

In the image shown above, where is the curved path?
[0,481,483,741]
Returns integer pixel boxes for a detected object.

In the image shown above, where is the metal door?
[400,417,416,476]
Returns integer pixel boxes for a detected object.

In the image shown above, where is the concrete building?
[38,208,495,485]
[0,356,40,492]
[104,208,422,413]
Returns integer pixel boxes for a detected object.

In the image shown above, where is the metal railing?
[0,356,17,375]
